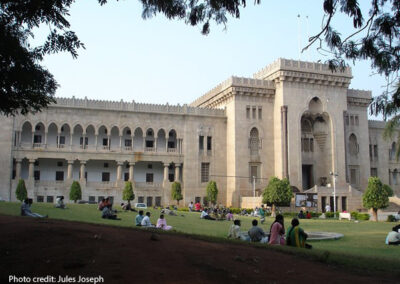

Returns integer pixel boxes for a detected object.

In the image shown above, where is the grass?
[1,202,400,274]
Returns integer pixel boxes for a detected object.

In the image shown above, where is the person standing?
[259,205,266,224]
[325,204,331,213]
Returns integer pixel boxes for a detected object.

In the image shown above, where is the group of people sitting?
[98,198,120,220]
[298,210,312,219]
[200,207,234,221]
[227,215,312,249]
[135,211,173,230]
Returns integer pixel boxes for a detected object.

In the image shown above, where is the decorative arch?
[249,127,260,155]
[308,97,323,113]
[349,133,359,156]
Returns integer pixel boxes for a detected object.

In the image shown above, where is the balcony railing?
[135,182,162,188]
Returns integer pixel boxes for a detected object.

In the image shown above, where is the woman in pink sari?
[268,214,285,245]
[156,214,172,231]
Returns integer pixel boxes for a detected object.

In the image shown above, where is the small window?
[102,172,110,182]
[168,141,175,148]
[126,130,131,135]
[104,128,107,134]
[168,173,174,182]
[104,163,109,168]
[37,196,44,203]
[124,172,129,181]
[345,115,349,125]
[246,106,250,119]
[207,136,212,151]
[35,125,41,131]
[125,139,132,147]
[147,164,152,169]
[146,173,154,183]
[147,196,153,206]
[57,161,63,167]
[355,116,359,126]
[146,140,154,148]
[252,107,256,119]
[199,135,204,150]
[34,160,39,166]
[310,138,314,152]
[147,130,153,136]
[195,196,201,204]
[89,196,96,203]
[138,196,144,203]
[33,135,42,143]
[59,136,65,145]
[126,164,129,169]
[56,171,64,181]
[155,196,162,207]
[46,196,54,203]
[201,163,210,183]
[80,137,88,145]
[34,170,40,181]
[61,126,64,132]
[103,138,108,146]
[374,145,378,158]
[370,168,378,177]
[258,107,262,119]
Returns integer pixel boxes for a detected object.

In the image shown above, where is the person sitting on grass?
[306,211,312,219]
[268,214,285,245]
[286,218,311,249]
[21,198,48,218]
[298,210,305,219]
[135,210,144,226]
[102,205,120,220]
[248,219,268,243]
[194,201,201,212]
[55,196,66,209]
[212,208,221,220]
[386,224,400,245]
[156,214,172,230]
[188,201,194,212]
[141,212,155,227]
[98,198,106,211]
[200,208,216,220]
[161,206,178,216]
[121,202,137,212]
[226,209,234,221]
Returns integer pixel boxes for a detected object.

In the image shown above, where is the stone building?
[0,58,398,211]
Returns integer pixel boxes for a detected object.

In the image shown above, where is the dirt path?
[0,215,396,284]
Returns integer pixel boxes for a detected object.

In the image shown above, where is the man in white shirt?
[141,212,154,227]
[200,208,215,220]
[325,204,331,213]
[188,201,194,212]
[386,225,400,245]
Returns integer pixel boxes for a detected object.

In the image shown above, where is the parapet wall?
[54,97,225,117]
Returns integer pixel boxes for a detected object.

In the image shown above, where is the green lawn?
[1,202,399,272]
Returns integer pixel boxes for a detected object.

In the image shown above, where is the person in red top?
[306,211,312,219]
[194,202,201,212]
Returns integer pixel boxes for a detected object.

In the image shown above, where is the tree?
[262,177,292,217]
[122,181,135,204]
[206,180,218,206]
[171,181,183,205]
[15,179,27,202]
[363,177,393,222]
[69,181,82,203]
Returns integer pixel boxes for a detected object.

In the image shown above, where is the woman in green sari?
[286,218,309,248]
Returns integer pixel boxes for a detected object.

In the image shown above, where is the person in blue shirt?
[135,210,144,226]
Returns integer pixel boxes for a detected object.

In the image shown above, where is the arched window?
[308,97,323,113]
[390,142,397,160]
[250,127,259,155]
[301,119,312,133]
[349,134,358,156]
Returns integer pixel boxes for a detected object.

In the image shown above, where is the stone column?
[117,162,123,181]
[154,136,158,152]
[203,136,207,156]
[15,159,22,180]
[28,159,35,180]
[281,105,288,179]
[31,131,34,148]
[129,162,135,181]
[131,135,134,150]
[95,134,98,150]
[107,135,111,150]
[119,135,122,151]
[163,163,169,181]
[57,132,61,148]
[80,160,86,181]
[165,136,168,152]
[44,132,48,148]
[174,163,181,182]
[67,160,74,180]
[69,132,73,150]
[142,136,146,151]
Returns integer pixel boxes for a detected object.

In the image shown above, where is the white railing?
[145,147,155,152]
[167,148,176,153]
[135,182,162,188]
[33,143,42,148]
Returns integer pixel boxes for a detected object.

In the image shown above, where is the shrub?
[351,211,359,219]
[206,181,218,206]
[177,207,189,212]
[69,181,82,203]
[363,177,392,221]
[356,213,370,221]
[15,179,27,202]
[122,181,135,202]
[325,212,339,218]
[387,215,397,222]
[171,182,183,205]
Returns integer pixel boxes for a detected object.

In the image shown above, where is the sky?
[35,0,388,113]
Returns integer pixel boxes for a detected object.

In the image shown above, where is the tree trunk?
[373,208,378,222]
[271,204,276,218]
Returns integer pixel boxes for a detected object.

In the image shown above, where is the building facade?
[1,58,399,211]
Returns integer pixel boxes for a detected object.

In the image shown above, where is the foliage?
[69,181,82,203]
[0,0,87,115]
[350,211,370,221]
[206,181,218,205]
[177,207,189,212]
[387,215,397,222]
[363,177,391,221]
[15,179,27,202]
[325,212,339,219]
[262,177,293,207]
[171,181,183,205]
[122,181,135,202]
